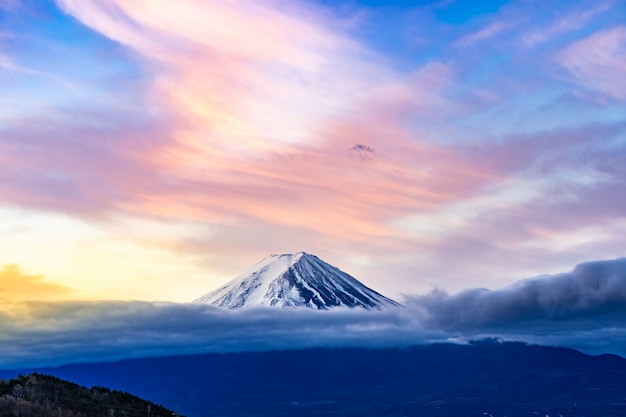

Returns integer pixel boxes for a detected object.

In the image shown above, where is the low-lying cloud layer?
[3,257,626,369]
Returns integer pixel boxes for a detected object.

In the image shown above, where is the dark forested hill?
[2,340,626,417]
[0,373,182,417]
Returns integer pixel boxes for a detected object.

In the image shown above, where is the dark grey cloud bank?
[411,258,626,328]
[0,302,435,368]
[3,257,626,369]
[407,257,626,356]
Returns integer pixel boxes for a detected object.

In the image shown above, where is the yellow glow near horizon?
[0,208,228,302]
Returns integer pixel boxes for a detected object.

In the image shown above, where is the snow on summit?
[193,252,400,310]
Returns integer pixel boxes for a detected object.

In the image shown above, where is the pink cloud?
[41,1,506,243]
[0,108,170,221]
[407,120,626,290]
[557,26,626,100]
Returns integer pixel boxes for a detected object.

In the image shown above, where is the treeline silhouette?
[0,373,181,417]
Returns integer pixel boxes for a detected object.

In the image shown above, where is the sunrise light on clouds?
[1,0,625,307]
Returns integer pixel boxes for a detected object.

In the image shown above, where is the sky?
[1,0,626,366]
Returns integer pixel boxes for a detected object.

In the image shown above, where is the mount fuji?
[193,252,400,310]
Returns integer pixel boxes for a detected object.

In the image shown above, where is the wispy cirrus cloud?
[0,0,18,11]
[55,0,378,152]
[557,25,626,100]
[522,2,613,47]
[454,20,515,46]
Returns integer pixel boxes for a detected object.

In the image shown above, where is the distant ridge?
[193,252,400,309]
[4,341,626,417]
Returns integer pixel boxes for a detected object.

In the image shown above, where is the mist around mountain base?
[2,256,626,369]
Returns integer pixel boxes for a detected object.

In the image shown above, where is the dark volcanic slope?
[2,340,626,417]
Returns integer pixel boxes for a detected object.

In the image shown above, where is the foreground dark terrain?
[2,340,626,417]
[0,373,180,417]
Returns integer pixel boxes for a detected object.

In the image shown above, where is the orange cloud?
[0,264,74,303]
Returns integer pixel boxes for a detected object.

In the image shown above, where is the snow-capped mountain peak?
[193,252,400,310]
